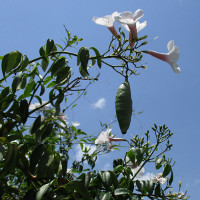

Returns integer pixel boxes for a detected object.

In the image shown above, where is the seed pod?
[115,79,132,134]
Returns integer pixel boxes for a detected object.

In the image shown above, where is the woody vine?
[0,9,188,200]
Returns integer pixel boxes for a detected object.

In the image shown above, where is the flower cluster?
[93,10,180,73]
[93,10,146,48]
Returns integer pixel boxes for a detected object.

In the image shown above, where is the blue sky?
[1,0,200,199]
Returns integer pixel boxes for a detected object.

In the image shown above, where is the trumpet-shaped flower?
[115,10,146,48]
[95,128,126,145]
[93,11,119,38]
[144,40,180,73]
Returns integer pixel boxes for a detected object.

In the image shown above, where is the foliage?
[0,23,189,200]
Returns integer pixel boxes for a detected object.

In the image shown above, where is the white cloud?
[92,98,106,109]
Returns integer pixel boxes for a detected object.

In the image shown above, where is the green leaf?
[114,188,129,195]
[79,65,89,79]
[154,183,161,197]
[136,148,144,165]
[90,47,102,68]
[113,165,124,174]
[49,88,55,106]
[56,66,71,84]
[46,39,55,55]
[136,180,145,193]
[37,152,55,178]
[36,180,54,200]
[34,95,42,105]
[155,157,166,169]
[2,51,22,77]
[162,164,171,177]
[1,94,14,111]
[43,76,53,85]
[115,78,132,134]
[77,47,83,66]
[0,87,10,99]
[39,84,45,96]
[65,181,92,200]
[12,73,22,93]
[60,154,68,177]
[30,115,42,135]
[39,46,46,57]
[4,143,18,172]
[47,81,56,88]
[110,171,119,189]
[88,59,96,68]
[30,144,45,173]
[169,170,173,185]
[102,192,111,200]
[77,47,89,73]
[24,81,35,96]
[41,58,49,72]
[18,75,27,90]
[99,171,111,188]
[4,143,13,165]
[80,47,89,70]
[127,150,135,165]
[20,99,29,124]
[145,180,155,195]
[51,58,66,77]
[41,122,54,140]
[29,66,38,82]
[84,172,91,188]
[19,55,29,71]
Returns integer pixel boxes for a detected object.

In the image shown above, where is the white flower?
[126,156,145,179]
[95,128,112,144]
[95,128,126,145]
[115,10,146,48]
[144,40,180,73]
[152,173,168,184]
[72,121,80,127]
[29,101,50,110]
[93,11,119,38]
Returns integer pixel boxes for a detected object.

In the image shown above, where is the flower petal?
[121,11,134,20]
[167,40,174,52]
[93,11,119,27]
[169,62,181,73]
[136,21,147,32]
[132,9,144,21]
[169,46,180,63]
